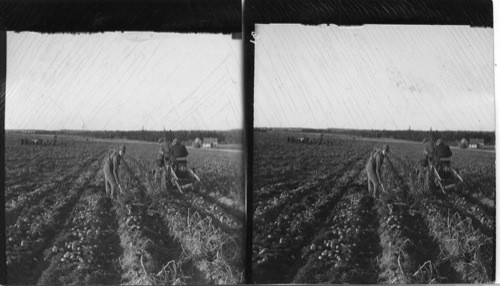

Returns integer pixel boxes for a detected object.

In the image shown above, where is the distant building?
[193,138,202,148]
[202,138,218,148]
[458,138,468,149]
[468,138,484,149]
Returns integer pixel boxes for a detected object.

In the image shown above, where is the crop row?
[252,154,368,283]
[253,148,365,226]
[438,190,494,232]
[6,154,104,285]
[147,149,244,231]
[37,184,122,285]
[5,148,105,221]
[116,157,190,285]
[185,192,243,231]
[126,148,243,232]
[189,150,244,201]
[388,153,494,283]
[5,142,104,189]
[390,152,494,236]
[253,139,374,192]
[125,154,244,284]
[294,188,379,283]
[253,141,373,235]
[374,159,445,283]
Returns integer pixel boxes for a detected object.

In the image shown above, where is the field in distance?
[6,132,245,285]
[252,131,494,284]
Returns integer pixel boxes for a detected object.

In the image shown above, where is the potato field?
[5,133,245,285]
[252,132,495,284]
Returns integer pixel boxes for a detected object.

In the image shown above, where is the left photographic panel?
[5,31,244,284]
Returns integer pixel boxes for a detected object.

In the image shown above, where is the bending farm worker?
[158,138,174,166]
[154,138,173,184]
[420,137,435,167]
[103,145,126,199]
[366,144,389,197]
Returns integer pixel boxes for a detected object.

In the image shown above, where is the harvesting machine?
[427,157,463,193]
[162,157,201,193]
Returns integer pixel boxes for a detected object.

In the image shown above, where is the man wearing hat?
[421,137,435,167]
[103,145,126,199]
[433,139,452,171]
[153,138,174,181]
[366,144,389,198]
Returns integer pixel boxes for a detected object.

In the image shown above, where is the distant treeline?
[29,129,244,144]
[255,128,495,145]
[336,129,495,145]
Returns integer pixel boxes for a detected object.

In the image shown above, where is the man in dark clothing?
[172,138,188,158]
[170,138,188,173]
[366,144,389,198]
[103,145,126,199]
[434,139,452,172]
[434,139,452,160]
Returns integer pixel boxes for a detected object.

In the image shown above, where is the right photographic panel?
[252,24,495,283]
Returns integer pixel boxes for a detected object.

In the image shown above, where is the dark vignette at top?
[0,0,242,284]
[244,0,493,283]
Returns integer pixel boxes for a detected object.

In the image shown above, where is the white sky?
[6,32,242,130]
[254,24,494,131]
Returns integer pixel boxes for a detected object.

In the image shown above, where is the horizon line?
[254,127,495,133]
